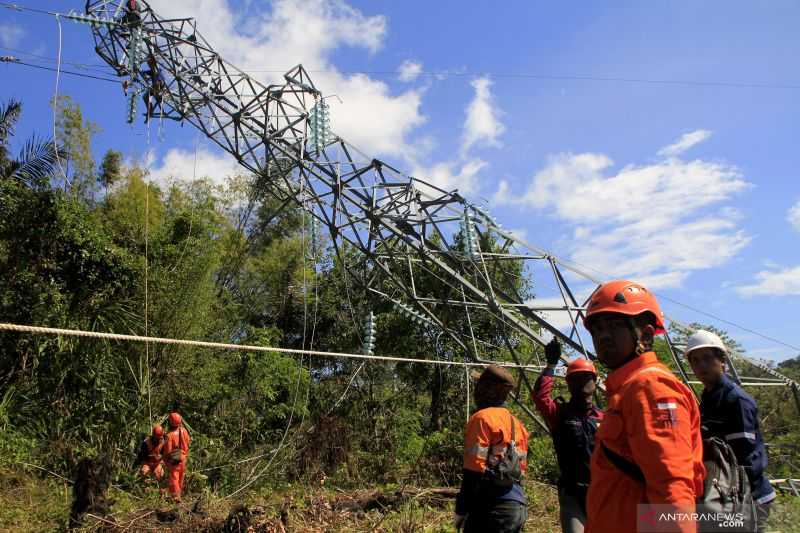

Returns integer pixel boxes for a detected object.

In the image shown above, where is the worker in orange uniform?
[454,365,529,532]
[583,280,704,533]
[162,412,191,502]
[135,425,165,482]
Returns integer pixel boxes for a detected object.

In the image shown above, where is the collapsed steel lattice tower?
[83,0,800,423]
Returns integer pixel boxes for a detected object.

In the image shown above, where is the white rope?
[0,322,543,369]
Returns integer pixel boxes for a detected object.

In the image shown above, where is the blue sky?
[2,1,799,362]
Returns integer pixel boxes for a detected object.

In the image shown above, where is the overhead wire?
[4,59,121,83]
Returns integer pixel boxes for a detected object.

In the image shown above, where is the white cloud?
[461,77,504,154]
[149,147,243,187]
[657,129,712,157]
[494,141,751,289]
[524,297,583,332]
[0,22,25,47]
[788,200,800,233]
[736,266,800,297]
[412,159,487,196]
[147,0,425,160]
[397,60,423,82]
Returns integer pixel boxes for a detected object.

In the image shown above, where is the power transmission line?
[2,58,120,83]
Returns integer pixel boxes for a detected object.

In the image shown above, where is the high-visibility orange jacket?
[586,352,705,533]
[463,407,529,473]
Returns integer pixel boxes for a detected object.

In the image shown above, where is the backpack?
[602,437,757,527]
[701,437,756,522]
[482,411,523,488]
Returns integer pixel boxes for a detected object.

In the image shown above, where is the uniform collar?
[604,351,660,394]
[703,373,734,398]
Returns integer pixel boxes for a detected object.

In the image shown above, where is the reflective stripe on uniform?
[756,490,777,504]
[725,432,756,441]
[657,402,677,409]
[465,444,489,458]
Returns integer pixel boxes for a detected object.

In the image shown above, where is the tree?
[52,96,99,199]
[98,149,123,193]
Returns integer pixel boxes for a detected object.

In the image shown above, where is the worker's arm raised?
[532,339,561,427]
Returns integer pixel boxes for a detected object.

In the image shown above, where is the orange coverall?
[586,352,705,533]
[162,426,191,500]
[139,437,164,480]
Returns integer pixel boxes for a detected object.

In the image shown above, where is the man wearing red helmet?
[583,281,704,533]
[135,425,165,482]
[533,339,603,533]
[162,412,191,502]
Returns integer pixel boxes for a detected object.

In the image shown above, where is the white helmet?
[685,329,728,357]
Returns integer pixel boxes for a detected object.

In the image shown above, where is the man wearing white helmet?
[685,329,776,532]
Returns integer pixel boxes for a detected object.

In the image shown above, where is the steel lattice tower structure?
[83,0,800,424]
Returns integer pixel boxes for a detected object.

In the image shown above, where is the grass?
[0,466,797,532]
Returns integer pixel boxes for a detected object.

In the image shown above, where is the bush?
[526,436,559,484]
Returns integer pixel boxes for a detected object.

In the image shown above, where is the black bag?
[482,411,524,488]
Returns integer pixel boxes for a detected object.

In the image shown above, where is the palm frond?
[0,99,22,145]
[10,136,59,187]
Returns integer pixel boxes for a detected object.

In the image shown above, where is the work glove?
[454,514,466,530]
[545,338,561,366]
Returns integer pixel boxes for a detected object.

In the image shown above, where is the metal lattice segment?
[84,1,798,414]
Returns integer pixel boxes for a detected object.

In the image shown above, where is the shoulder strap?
[601,364,675,485]
[602,444,645,484]
[510,411,516,446]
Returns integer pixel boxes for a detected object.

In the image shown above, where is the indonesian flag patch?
[654,398,679,427]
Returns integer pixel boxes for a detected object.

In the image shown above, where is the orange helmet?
[168,412,182,428]
[152,425,164,438]
[566,358,597,377]
[584,280,665,334]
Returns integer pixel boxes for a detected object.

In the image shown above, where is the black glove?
[545,338,561,366]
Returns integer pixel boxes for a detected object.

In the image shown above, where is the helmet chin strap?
[627,317,649,356]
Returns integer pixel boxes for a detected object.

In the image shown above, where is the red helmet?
[566,358,597,378]
[152,425,164,438]
[168,412,182,428]
[584,280,665,334]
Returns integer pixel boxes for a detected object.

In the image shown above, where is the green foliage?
[52,95,100,199]
[525,436,560,485]
[98,149,123,190]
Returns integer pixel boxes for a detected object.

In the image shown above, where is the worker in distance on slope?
[162,412,191,503]
[532,339,603,533]
[583,280,705,533]
[685,329,776,532]
[135,425,165,484]
[454,365,529,532]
